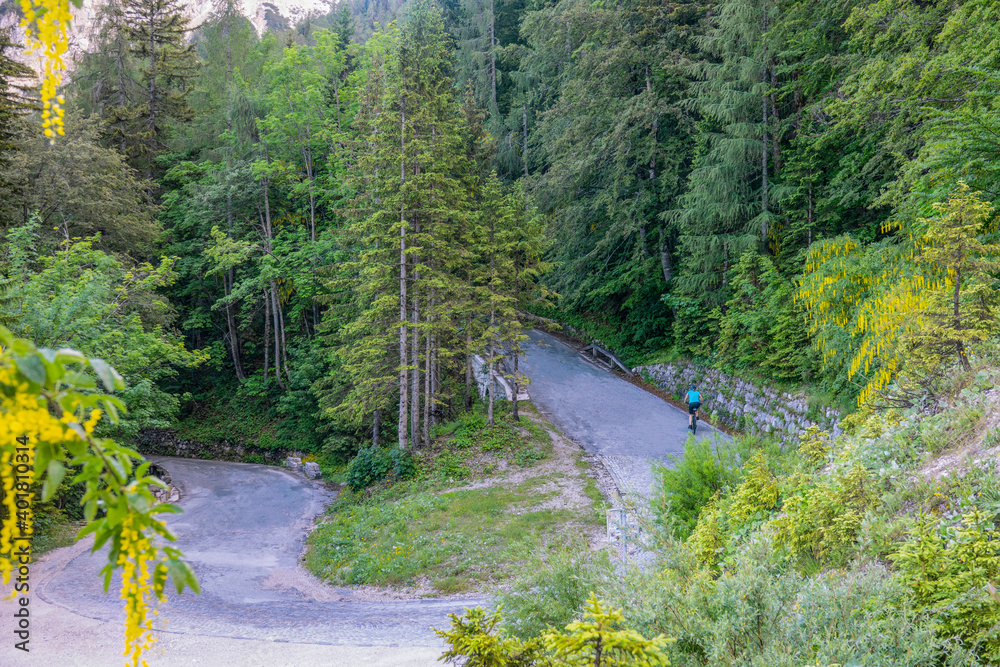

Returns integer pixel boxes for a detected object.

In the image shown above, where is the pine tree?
[74,0,142,156]
[673,0,791,305]
[0,33,33,181]
[906,183,1000,373]
[124,0,197,179]
[336,1,483,449]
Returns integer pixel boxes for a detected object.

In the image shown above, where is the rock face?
[2,0,330,72]
[303,462,321,479]
[634,361,840,444]
[284,456,302,472]
[134,428,288,463]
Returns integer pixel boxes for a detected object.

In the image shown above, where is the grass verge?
[305,401,610,595]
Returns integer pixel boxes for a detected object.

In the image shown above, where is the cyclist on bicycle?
[686,383,701,433]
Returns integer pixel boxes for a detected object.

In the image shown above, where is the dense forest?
[3,0,1000,664]
[1,0,999,463]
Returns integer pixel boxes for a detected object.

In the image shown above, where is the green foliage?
[903,183,1000,376]
[3,225,206,436]
[543,594,672,667]
[0,33,32,174]
[0,115,159,255]
[0,329,198,664]
[436,595,672,667]
[892,510,1000,660]
[306,480,576,591]
[771,464,872,566]
[653,436,741,539]
[344,445,415,491]
[796,426,830,468]
[717,251,813,383]
[495,547,613,640]
[918,406,983,455]
[436,607,548,667]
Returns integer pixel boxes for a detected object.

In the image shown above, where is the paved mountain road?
[1,458,480,666]
[0,329,713,666]
[520,329,722,498]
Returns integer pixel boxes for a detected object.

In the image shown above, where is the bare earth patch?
[920,388,1000,482]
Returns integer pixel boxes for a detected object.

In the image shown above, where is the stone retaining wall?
[133,428,288,463]
[634,361,841,443]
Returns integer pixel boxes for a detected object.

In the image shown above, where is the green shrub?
[495,547,613,639]
[344,446,415,491]
[544,594,672,666]
[435,451,471,482]
[892,509,1000,661]
[771,464,873,566]
[436,595,672,667]
[435,607,547,666]
[653,436,742,539]
[797,426,830,468]
[514,447,545,467]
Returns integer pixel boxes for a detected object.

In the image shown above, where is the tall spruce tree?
[673,0,789,307]
[336,0,484,450]
[124,0,197,179]
[0,33,32,180]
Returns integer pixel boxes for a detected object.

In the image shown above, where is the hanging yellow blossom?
[1,328,199,667]
[18,0,75,140]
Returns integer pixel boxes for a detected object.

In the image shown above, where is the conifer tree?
[906,183,1000,373]
[674,0,790,305]
[0,33,32,180]
[124,0,197,179]
[73,0,142,156]
[336,1,484,449]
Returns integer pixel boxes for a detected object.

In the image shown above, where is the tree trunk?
[761,87,769,245]
[659,230,673,283]
[511,353,519,421]
[270,281,286,390]
[224,275,244,381]
[372,409,380,448]
[303,134,320,330]
[263,287,270,382]
[522,103,529,177]
[488,245,496,427]
[465,327,473,411]
[410,240,420,449]
[423,313,431,446]
[487,335,495,427]
[277,284,292,382]
[954,266,971,371]
[512,256,520,422]
[398,98,408,451]
[431,339,439,430]
[223,10,243,382]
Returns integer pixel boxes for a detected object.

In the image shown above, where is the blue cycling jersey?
[687,390,701,404]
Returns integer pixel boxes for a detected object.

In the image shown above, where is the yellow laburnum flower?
[19,0,73,141]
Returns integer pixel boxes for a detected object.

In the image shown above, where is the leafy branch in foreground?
[0,326,198,666]
[435,594,672,666]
